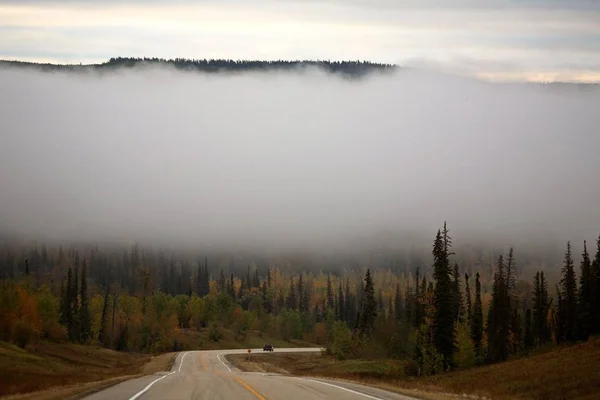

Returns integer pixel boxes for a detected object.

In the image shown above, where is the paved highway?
[85,348,415,400]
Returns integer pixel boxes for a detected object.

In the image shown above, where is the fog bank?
[1,66,599,251]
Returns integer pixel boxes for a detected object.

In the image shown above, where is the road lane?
[85,348,415,400]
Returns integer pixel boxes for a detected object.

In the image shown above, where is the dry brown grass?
[0,341,175,399]
[227,337,600,400]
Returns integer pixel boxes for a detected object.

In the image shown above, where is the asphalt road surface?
[85,348,416,400]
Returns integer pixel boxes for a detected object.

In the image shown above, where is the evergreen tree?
[532,271,550,345]
[464,273,472,324]
[267,268,272,288]
[345,279,353,325]
[559,241,578,342]
[238,272,247,300]
[471,272,484,355]
[337,282,345,321]
[579,241,593,340]
[218,269,226,294]
[99,286,111,346]
[286,278,297,310]
[414,268,422,328]
[432,224,457,369]
[79,261,91,343]
[276,289,285,313]
[453,263,464,322]
[506,247,517,305]
[69,265,80,341]
[487,255,510,362]
[227,273,236,299]
[197,262,204,296]
[404,283,413,326]
[593,235,600,334]
[297,274,308,313]
[358,269,377,336]
[60,268,72,327]
[253,268,260,288]
[326,273,334,310]
[203,260,210,295]
[394,282,403,321]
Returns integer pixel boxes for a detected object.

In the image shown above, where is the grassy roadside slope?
[227,337,600,400]
[0,341,174,398]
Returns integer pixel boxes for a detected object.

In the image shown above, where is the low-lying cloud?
[1,66,599,251]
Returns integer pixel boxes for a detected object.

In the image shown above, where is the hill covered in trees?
[0,57,396,77]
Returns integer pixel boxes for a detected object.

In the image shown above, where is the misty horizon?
[1,65,599,253]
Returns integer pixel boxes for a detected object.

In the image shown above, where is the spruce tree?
[453,263,463,322]
[286,278,297,310]
[197,262,204,296]
[471,272,484,355]
[414,268,421,328]
[297,274,308,312]
[593,234,600,334]
[60,269,72,327]
[433,224,457,370]
[337,282,345,321]
[394,282,403,321]
[79,261,91,343]
[99,286,111,346]
[69,265,80,342]
[579,241,593,340]
[218,269,226,294]
[345,279,353,325]
[326,273,334,310]
[487,255,510,362]
[203,260,210,295]
[253,268,260,288]
[532,271,550,345]
[464,273,472,324]
[227,273,236,299]
[559,241,578,342]
[358,269,377,336]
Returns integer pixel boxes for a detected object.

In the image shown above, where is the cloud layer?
[1,66,599,251]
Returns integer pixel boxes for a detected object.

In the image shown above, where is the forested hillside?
[0,58,395,77]
[1,223,598,375]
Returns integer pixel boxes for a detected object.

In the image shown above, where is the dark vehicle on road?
[263,343,274,351]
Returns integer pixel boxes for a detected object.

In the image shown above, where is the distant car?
[263,343,274,351]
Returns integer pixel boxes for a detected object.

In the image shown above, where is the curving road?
[85,348,415,400]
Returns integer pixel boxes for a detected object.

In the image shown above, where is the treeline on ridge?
[0,57,396,77]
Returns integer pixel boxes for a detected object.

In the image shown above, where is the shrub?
[209,323,223,342]
[46,323,68,343]
[11,319,37,348]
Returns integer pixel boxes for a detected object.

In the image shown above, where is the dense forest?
[1,223,599,375]
[0,58,396,77]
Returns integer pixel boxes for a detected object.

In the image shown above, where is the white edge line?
[178,352,189,372]
[300,378,384,400]
[217,353,232,372]
[127,351,188,400]
[128,370,176,400]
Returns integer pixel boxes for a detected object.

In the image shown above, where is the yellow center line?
[234,376,268,400]
[200,354,208,372]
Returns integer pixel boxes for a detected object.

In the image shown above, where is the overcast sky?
[1,0,599,82]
